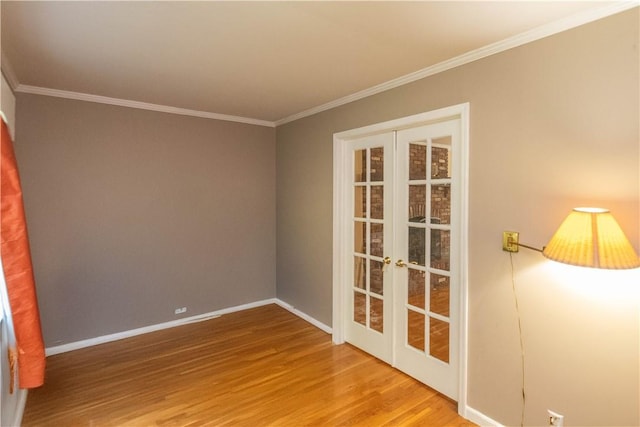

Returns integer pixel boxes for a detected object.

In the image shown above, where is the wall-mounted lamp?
[504,207,639,425]
[503,207,640,269]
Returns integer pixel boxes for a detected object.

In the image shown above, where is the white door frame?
[332,103,470,414]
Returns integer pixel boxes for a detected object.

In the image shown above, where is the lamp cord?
[509,252,526,427]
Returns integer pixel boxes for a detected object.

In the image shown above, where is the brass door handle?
[382,256,392,272]
[395,259,407,267]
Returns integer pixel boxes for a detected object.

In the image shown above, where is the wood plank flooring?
[22,304,475,426]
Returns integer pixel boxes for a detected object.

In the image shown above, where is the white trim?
[11,389,28,427]
[457,103,471,418]
[462,405,505,427]
[0,258,27,427]
[45,298,278,356]
[14,84,276,128]
[334,104,469,141]
[274,299,332,334]
[275,1,638,126]
[45,298,331,356]
[332,134,348,345]
[332,102,470,413]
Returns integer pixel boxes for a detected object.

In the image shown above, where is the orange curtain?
[1,118,45,389]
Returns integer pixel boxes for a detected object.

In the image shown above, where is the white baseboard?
[462,405,504,427]
[45,298,332,356]
[4,388,28,427]
[273,299,332,334]
[45,298,278,356]
[14,388,28,426]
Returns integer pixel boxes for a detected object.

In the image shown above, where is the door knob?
[382,256,392,272]
[395,259,407,267]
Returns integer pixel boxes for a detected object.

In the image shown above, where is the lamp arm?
[517,242,543,253]
[502,232,544,253]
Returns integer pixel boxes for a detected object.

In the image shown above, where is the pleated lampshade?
[542,208,640,269]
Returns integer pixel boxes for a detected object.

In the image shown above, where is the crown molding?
[14,84,276,128]
[274,1,639,126]
[4,1,636,128]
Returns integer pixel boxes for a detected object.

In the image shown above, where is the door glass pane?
[370,186,384,219]
[354,292,366,326]
[429,317,450,363]
[408,227,425,266]
[354,186,367,218]
[407,309,425,351]
[370,260,383,296]
[355,149,367,182]
[409,143,427,180]
[354,221,366,254]
[370,147,384,182]
[430,273,450,317]
[431,138,451,179]
[430,229,450,271]
[431,184,451,225]
[354,256,366,289]
[408,269,425,309]
[370,297,383,333]
[408,185,426,220]
[370,223,383,257]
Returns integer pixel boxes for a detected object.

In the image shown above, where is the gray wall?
[276,9,639,426]
[15,95,276,347]
[10,8,639,427]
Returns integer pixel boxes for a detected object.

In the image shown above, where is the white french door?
[344,132,395,364]
[334,106,468,403]
[394,120,461,400]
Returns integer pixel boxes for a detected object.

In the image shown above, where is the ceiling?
[0,1,631,126]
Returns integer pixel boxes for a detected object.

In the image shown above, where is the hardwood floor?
[23,304,475,426]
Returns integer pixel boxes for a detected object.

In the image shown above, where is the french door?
[394,120,461,400]
[345,132,395,364]
[334,107,467,402]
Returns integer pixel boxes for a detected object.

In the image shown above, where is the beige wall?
[15,94,276,347]
[276,9,639,426]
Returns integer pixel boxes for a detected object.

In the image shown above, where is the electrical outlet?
[174,307,187,315]
[548,410,564,426]
[502,231,520,252]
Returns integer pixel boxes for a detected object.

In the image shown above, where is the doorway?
[332,104,469,405]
